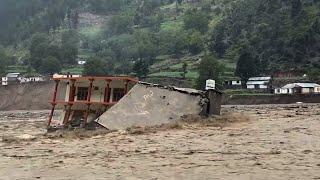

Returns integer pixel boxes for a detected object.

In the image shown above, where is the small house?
[20,75,45,83]
[1,73,21,86]
[224,78,242,89]
[246,77,271,90]
[275,83,320,94]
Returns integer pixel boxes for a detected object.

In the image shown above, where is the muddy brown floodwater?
[0,104,320,180]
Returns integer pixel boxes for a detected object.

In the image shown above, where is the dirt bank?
[1,104,320,179]
[0,82,54,111]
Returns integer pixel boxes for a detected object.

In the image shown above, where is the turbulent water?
[0,104,320,179]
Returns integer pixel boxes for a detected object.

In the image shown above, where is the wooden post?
[207,90,222,116]
[47,80,59,127]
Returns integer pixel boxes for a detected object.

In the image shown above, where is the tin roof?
[6,73,20,78]
[282,83,320,89]
[248,77,271,81]
[246,81,269,85]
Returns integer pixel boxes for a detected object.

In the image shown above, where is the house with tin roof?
[246,77,272,91]
[274,83,320,94]
[1,73,22,86]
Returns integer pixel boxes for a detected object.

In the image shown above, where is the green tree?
[181,62,188,79]
[29,33,57,71]
[107,15,133,35]
[159,29,188,57]
[0,0,83,44]
[291,0,302,18]
[196,55,225,90]
[235,51,260,81]
[183,9,209,33]
[308,69,320,82]
[39,56,61,75]
[29,33,49,59]
[89,0,125,13]
[133,59,149,78]
[208,0,320,73]
[187,30,204,55]
[83,57,112,76]
[61,30,79,65]
[0,47,10,75]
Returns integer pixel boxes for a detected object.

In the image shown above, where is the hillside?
[0,0,319,88]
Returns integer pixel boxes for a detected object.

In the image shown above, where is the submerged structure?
[96,83,207,130]
[48,76,222,130]
[47,76,138,127]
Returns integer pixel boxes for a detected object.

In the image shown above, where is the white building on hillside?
[1,73,22,86]
[246,77,271,90]
[20,76,45,83]
[224,78,242,89]
[275,83,320,94]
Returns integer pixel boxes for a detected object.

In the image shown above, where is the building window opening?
[77,87,88,101]
[113,88,125,102]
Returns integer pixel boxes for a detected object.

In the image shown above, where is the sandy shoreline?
[0,104,320,180]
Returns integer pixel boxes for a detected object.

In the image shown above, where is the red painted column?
[47,80,59,127]
[69,79,76,102]
[104,80,111,103]
[87,78,94,102]
[124,80,129,94]
[84,78,94,126]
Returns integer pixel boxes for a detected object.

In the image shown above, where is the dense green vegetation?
[210,0,320,74]
[0,0,319,89]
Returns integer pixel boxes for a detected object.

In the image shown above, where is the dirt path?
[1,104,320,180]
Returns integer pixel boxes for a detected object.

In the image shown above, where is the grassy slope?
[7,1,237,79]
[147,0,238,84]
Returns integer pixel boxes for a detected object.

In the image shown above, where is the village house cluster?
[224,71,320,95]
[1,73,45,86]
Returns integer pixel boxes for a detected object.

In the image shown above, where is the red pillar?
[104,80,111,103]
[87,78,94,102]
[124,80,129,94]
[69,79,76,102]
[48,80,59,127]
[84,78,94,126]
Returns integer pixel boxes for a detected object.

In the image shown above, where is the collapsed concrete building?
[47,76,222,130]
[47,76,138,127]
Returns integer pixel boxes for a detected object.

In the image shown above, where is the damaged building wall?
[96,83,208,130]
